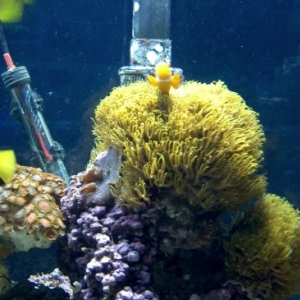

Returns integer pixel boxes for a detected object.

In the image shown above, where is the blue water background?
[0,1,299,298]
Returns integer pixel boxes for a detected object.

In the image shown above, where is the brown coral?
[0,165,66,253]
[92,81,266,210]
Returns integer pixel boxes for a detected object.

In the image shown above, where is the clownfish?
[0,150,16,184]
[147,62,182,94]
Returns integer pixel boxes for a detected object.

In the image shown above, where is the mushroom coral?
[224,193,300,300]
[92,81,266,210]
[0,165,66,254]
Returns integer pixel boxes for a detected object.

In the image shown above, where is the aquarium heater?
[0,22,70,185]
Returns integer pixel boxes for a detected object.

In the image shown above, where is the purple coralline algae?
[60,148,158,299]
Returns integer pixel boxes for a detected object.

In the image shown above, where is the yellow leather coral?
[224,193,300,299]
[0,165,66,254]
[92,81,266,210]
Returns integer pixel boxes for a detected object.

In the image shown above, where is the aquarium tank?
[0,0,300,299]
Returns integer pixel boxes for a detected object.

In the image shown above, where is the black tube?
[0,21,9,54]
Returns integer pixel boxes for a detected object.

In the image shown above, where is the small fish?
[147,62,182,94]
[0,0,33,23]
[0,150,16,184]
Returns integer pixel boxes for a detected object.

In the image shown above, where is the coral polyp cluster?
[0,165,66,253]
[92,81,266,210]
[224,193,300,299]
[58,79,300,299]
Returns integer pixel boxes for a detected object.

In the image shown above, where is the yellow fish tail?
[147,75,159,87]
[0,150,16,183]
[171,74,182,89]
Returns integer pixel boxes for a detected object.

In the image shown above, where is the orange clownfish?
[147,62,182,94]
